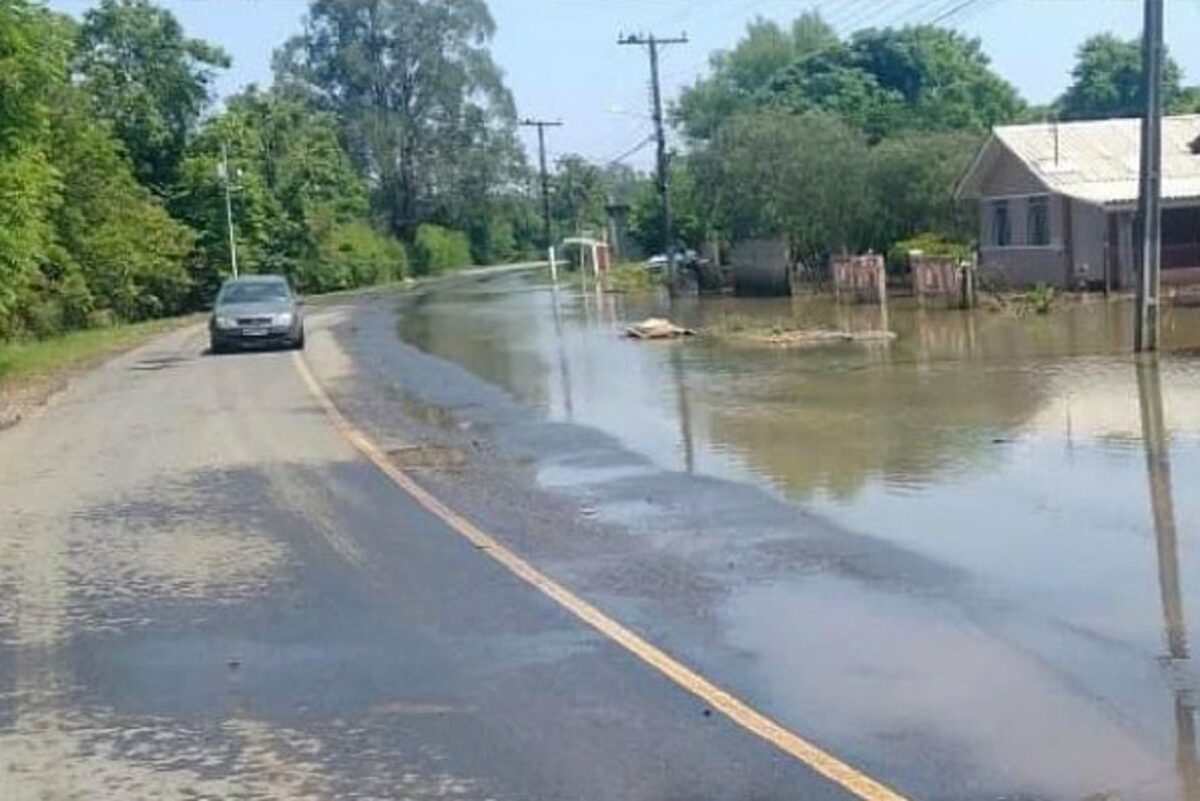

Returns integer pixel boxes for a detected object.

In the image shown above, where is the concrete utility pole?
[618,32,687,265]
[219,141,239,279]
[1136,0,1165,352]
[520,118,563,253]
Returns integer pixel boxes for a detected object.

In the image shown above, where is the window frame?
[1026,194,1051,247]
[990,199,1012,248]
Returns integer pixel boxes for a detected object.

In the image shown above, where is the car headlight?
[273,311,294,326]
[214,314,236,329]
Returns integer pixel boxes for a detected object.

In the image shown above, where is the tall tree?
[175,87,404,296]
[73,0,229,192]
[47,82,195,324]
[673,12,837,141]
[275,0,520,240]
[1055,33,1195,120]
[766,25,1022,141]
[0,1,67,337]
[697,110,873,264]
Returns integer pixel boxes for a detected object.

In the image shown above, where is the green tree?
[674,12,837,141]
[628,162,708,255]
[698,111,873,264]
[175,87,404,296]
[550,154,607,238]
[74,0,229,192]
[768,25,1022,140]
[46,83,195,325]
[1055,33,1194,120]
[0,0,65,336]
[864,130,980,250]
[275,0,521,240]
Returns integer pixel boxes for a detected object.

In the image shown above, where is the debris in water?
[732,329,896,347]
[625,317,695,340]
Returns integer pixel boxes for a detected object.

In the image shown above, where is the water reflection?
[1139,360,1200,800]
[393,272,1200,798]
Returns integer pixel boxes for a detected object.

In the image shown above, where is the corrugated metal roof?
[969,115,1200,206]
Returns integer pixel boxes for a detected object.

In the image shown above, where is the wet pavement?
[0,320,863,800]
[350,269,1200,800]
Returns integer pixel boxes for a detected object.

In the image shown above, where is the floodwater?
[395,269,1200,800]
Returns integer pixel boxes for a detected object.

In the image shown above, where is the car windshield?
[218,282,290,305]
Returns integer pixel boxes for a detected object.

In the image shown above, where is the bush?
[308,219,407,292]
[412,224,473,275]
[887,232,972,274]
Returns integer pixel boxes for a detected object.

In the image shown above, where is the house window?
[990,200,1011,247]
[1027,195,1050,246]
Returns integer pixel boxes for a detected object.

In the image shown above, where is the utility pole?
[219,141,239,279]
[1136,0,1164,352]
[618,32,687,268]
[520,118,563,254]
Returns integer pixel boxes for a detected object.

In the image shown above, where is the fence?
[831,254,886,304]
[911,254,975,309]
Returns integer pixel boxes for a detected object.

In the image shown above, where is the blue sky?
[48,0,1200,170]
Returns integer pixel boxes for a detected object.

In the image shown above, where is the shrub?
[309,219,407,292]
[887,232,972,274]
[412,224,473,275]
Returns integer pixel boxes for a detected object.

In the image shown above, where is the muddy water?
[397,270,1200,800]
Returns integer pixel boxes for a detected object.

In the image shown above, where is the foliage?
[673,13,837,141]
[1055,34,1197,120]
[865,130,980,248]
[676,15,1022,143]
[174,87,404,299]
[1028,282,1056,315]
[628,162,708,255]
[310,218,407,292]
[1,0,408,344]
[692,110,874,264]
[887,232,972,273]
[0,0,65,338]
[412,224,473,275]
[46,83,195,325]
[74,0,230,191]
[600,264,658,294]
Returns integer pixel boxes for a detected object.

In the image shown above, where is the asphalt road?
[0,318,869,799]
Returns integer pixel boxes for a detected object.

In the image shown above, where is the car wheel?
[292,330,305,351]
[210,339,225,355]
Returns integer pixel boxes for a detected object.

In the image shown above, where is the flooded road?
[394,270,1200,800]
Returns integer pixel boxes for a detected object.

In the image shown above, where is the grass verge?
[0,316,199,385]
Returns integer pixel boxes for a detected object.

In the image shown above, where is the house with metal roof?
[956,114,1200,289]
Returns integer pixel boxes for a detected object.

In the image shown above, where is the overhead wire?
[602,133,657,166]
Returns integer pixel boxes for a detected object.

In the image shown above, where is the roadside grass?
[0,316,199,384]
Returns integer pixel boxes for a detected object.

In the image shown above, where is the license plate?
[241,328,269,337]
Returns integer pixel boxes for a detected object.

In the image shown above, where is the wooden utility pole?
[618,32,687,265]
[520,118,563,252]
[1136,0,1165,352]
[219,141,239,279]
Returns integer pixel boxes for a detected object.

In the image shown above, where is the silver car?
[209,275,305,353]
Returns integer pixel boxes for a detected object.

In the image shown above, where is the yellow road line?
[293,352,909,801]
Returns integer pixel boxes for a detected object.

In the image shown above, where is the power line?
[603,133,656,166]
[929,0,987,25]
